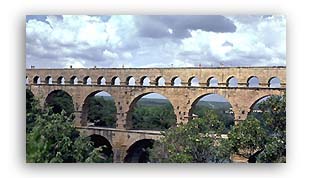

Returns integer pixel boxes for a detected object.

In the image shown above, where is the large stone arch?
[80,89,119,127]
[187,92,235,122]
[44,89,75,116]
[125,91,178,129]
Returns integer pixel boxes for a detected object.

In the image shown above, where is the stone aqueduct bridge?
[26,66,286,162]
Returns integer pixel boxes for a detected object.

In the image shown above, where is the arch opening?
[127,76,136,86]
[97,76,106,85]
[156,76,165,86]
[81,91,117,127]
[83,76,92,85]
[227,76,238,87]
[189,76,200,86]
[45,90,74,117]
[33,76,40,84]
[111,76,121,85]
[141,76,150,86]
[248,76,259,88]
[70,76,78,85]
[89,134,113,162]
[171,76,182,86]
[269,77,281,88]
[207,77,218,87]
[124,139,155,163]
[57,76,65,85]
[189,93,234,133]
[128,93,176,131]
[45,76,52,84]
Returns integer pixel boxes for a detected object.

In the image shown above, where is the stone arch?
[188,93,235,122]
[156,76,165,86]
[89,134,113,162]
[124,138,155,163]
[188,76,200,86]
[140,76,150,86]
[171,76,182,86]
[83,76,92,85]
[247,76,260,88]
[126,92,177,130]
[126,76,136,86]
[207,76,218,87]
[227,76,238,87]
[45,76,52,84]
[111,76,121,85]
[33,76,40,84]
[45,89,74,116]
[268,77,281,88]
[97,76,106,85]
[57,76,65,85]
[81,90,117,127]
[70,76,78,85]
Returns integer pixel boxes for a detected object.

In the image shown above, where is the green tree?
[26,92,108,163]
[228,116,267,162]
[26,110,107,163]
[87,96,117,127]
[228,94,286,163]
[132,103,176,131]
[150,112,232,163]
[26,89,41,133]
[257,94,286,163]
[46,90,74,117]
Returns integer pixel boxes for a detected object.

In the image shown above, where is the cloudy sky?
[26,15,286,68]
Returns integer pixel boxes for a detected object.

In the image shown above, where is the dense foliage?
[150,112,232,163]
[86,96,117,127]
[26,90,107,163]
[45,90,74,117]
[132,103,176,131]
[150,94,286,163]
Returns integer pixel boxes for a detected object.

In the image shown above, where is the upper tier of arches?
[26,67,286,88]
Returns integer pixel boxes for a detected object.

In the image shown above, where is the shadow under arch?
[124,139,155,163]
[126,92,177,130]
[88,134,113,162]
[45,89,74,116]
[81,90,117,127]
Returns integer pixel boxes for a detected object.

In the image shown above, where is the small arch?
[207,77,218,87]
[269,77,281,88]
[247,76,260,88]
[97,76,106,85]
[188,76,200,86]
[45,76,52,84]
[127,76,136,86]
[83,76,92,85]
[140,76,150,86]
[57,76,65,85]
[70,76,78,85]
[33,76,40,84]
[227,76,238,87]
[171,76,182,86]
[111,76,121,85]
[124,139,155,163]
[156,76,165,86]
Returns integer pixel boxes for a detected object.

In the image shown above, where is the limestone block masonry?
[26,66,286,162]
